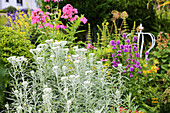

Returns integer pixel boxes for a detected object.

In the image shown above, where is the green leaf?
[161,59,167,63]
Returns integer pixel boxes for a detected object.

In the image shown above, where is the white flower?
[116,90,120,95]
[37,44,48,49]
[5,104,9,109]
[16,105,22,111]
[63,48,69,52]
[32,91,36,96]
[84,81,90,86]
[69,75,75,79]
[45,39,53,43]
[96,61,102,64]
[118,64,122,67]
[53,66,59,72]
[100,78,104,81]
[61,77,68,81]
[62,66,66,71]
[52,46,60,50]
[60,41,67,46]
[85,70,93,75]
[73,46,78,50]
[43,88,52,94]
[36,57,44,62]
[7,56,16,63]
[14,90,19,95]
[30,71,34,75]
[17,56,27,62]
[63,88,68,93]
[75,75,80,79]
[22,81,28,88]
[67,100,72,105]
[53,41,60,47]
[72,54,79,59]
[73,60,80,64]
[89,53,95,57]
[77,48,87,52]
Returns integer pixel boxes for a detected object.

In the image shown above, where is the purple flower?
[130,67,134,72]
[138,66,141,70]
[133,46,137,52]
[123,70,127,73]
[110,40,115,46]
[116,40,120,45]
[122,33,126,39]
[146,59,149,61]
[126,60,129,64]
[128,58,131,60]
[125,66,129,70]
[145,52,149,55]
[123,48,128,52]
[112,60,116,64]
[124,44,128,48]
[126,39,130,44]
[130,73,134,77]
[146,75,148,77]
[113,64,118,67]
[117,54,121,56]
[133,44,137,46]
[120,44,124,49]
[132,64,137,68]
[133,36,137,42]
[129,48,132,52]
[132,59,135,62]
[117,50,122,53]
[135,53,140,58]
[100,58,107,61]
[128,45,132,48]
[129,53,133,58]
[138,71,141,73]
[136,62,140,65]
[112,45,117,49]
[117,61,120,64]
[112,53,116,58]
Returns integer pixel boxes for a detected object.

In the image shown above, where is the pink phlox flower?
[38,25,43,29]
[86,43,91,49]
[55,25,67,30]
[100,58,107,61]
[44,23,51,27]
[50,24,53,29]
[45,12,50,15]
[70,15,78,21]
[80,17,87,24]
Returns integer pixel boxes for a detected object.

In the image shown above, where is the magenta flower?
[70,15,78,21]
[117,54,121,56]
[123,48,128,52]
[61,4,77,19]
[126,60,129,64]
[45,12,50,15]
[145,52,149,55]
[130,73,133,77]
[116,40,120,45]
[128,48,132,52]
[129,53,133,58]
[124,44,128,48]
[112,60,116,64]
[122,33,126,39]
[44,23,51,27]
[110,40,115,46]
[135,53,140,58]
[112,45,117,49]
[80,17,87,24]
[130,67,134,72]
[117,50,122,53]
[126,39,130,44]
[133,43,137,46]
[136,62,140,65]
[38,25,43,29]
[55,25,67,29]
[100,58,107,61]
[113,63,118,67]
[86,43,91,49]
[50,24,53,29]
[133,36,137,42]
[133,46,137,51]
[120,44,124,49]
[123,70,127,73]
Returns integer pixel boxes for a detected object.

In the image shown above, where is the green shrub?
[0,9,7,13]
[4,6,17,13]
[0,16,8,26]
[0,26,34,64]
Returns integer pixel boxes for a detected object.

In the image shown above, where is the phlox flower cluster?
[61,4,87,24]
[31,8,48,24]
[86,43,97,50]
[110,33,141,77]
